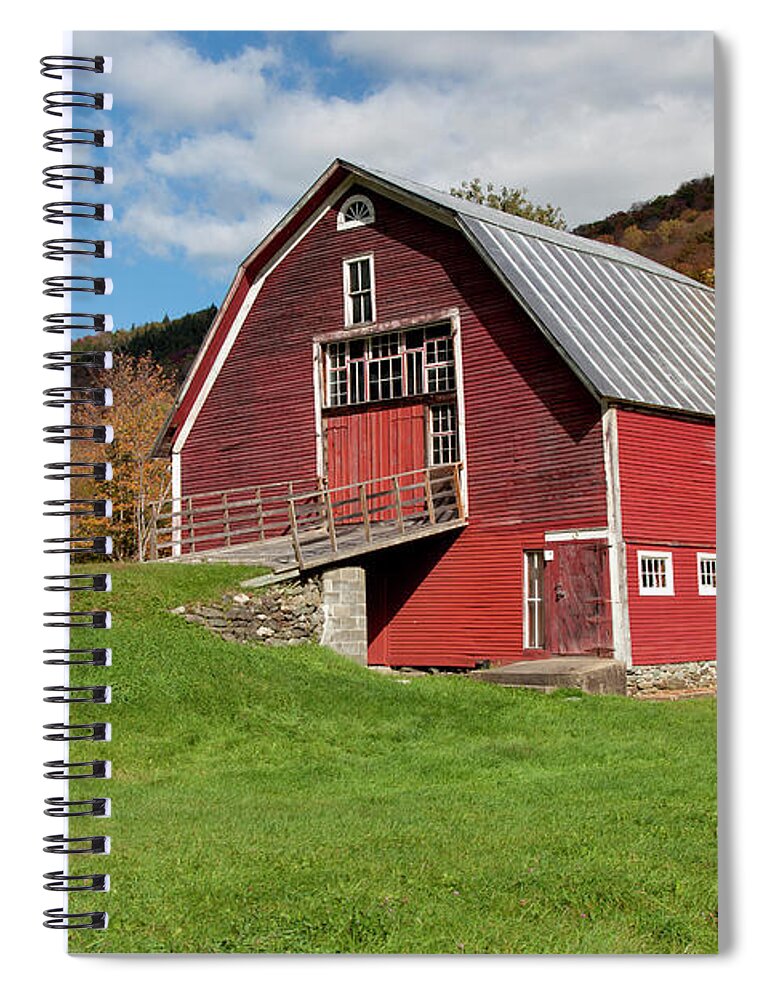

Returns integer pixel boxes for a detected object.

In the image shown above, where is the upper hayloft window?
[344,255,375,326]
[337,194,375,230]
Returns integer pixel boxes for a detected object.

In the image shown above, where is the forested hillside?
[573,176,714,286]
[76,304,218,387]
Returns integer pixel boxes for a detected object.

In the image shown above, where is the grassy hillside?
[67,562,717,954]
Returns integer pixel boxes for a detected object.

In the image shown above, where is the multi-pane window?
[344,256,374,326]
[524,551,545,649]
[425,331,455,393]
[638,551,675,595]
[368,333,402,401]
[327,341,348,407]
[429,403,459,466]
[697,553,717,595]
[324,321,455,408]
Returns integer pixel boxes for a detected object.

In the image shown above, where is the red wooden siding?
[171,167,348,441]
[625,543,716,664]
[367,530,546,668]
[180,185,608,666]
[616,407,716,664]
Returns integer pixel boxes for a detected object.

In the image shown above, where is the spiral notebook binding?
[43,687,112,706]
[40,55,110,79]
[43,351,113,372]
[43,238,110,260]
[43,164,109,188]
[43,52,111,931]
[44,799,110,818]
[43,128,112,152]
[44,313,112,335]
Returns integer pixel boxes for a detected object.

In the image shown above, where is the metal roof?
[344,160,716,416]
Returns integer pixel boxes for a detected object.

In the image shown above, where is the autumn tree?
[72,354,175,560]
[450,178,567,230]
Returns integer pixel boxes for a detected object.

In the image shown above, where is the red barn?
[152,160,716,695]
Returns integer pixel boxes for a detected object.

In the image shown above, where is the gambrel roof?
[155,158,715,456]
[343,161,716,417]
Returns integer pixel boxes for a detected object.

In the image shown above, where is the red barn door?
[325,402,426,505]
[547,542,612,656]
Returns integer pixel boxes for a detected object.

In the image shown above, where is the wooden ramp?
[147,462,466,576]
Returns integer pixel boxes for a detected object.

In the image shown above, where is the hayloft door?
[325,403,426,500]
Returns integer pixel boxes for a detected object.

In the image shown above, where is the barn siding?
[180,187,608,666]
[616,407,716,665]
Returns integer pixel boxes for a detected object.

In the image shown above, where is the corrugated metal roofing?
[344,160,716,416]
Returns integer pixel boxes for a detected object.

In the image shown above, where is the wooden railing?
[147,463,464,569]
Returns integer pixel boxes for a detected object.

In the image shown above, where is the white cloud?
[118,197,285,274]
[75,30,714,275]
[76,31,281,128]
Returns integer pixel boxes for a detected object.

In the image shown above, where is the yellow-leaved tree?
[72,354,175,560]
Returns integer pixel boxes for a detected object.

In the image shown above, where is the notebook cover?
[58,29,717,954]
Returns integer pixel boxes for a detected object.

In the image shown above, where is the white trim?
[450,311,469,518]
[544,528,609,543]
[337,194,375,230]
[697,551,717,596]
[343,253,376,327]
[637,549,675,596]
[171,449,182,558]
[602,405,632,665]
[174,278,264,452]
[427,402,459,467]
[348,172,460,230]
[312,341,325,480]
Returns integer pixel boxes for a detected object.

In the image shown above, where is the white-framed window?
[697,552,717,595]
[344,255,375,326]
[638,550,675,596]
[429,403,459,466]
[323,320,455,408]
[524,550,546,649]
[337,194,375,230]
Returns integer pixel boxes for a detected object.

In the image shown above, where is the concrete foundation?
[320,565,368,665]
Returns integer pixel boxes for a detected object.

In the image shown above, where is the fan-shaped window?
[337,195,375,230]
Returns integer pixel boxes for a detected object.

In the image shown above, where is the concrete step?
[469,656,625,695]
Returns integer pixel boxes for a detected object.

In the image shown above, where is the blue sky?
[72,30,714,333]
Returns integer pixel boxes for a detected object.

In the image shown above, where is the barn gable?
[155,158,715,457]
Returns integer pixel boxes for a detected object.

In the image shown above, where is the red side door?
[547,542,613,655]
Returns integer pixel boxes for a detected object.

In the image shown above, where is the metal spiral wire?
[42,52,111,931]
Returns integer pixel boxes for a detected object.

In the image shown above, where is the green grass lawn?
[66,562,717,954]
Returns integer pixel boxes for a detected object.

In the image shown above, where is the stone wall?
[320,566,368,664]
[172,577,324,646]
[626,660,717,697]
[170,565,369,665]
